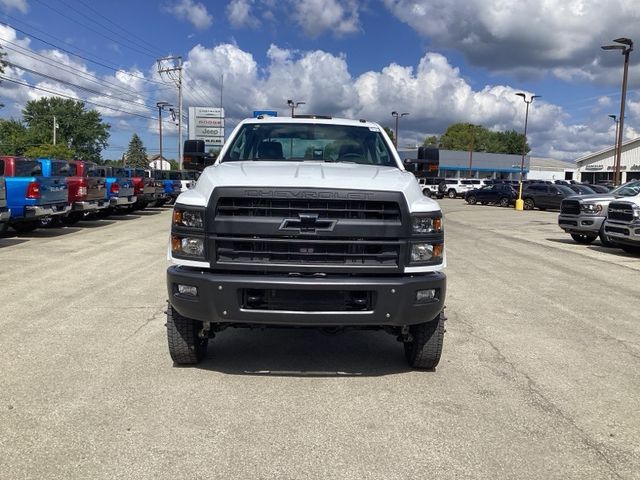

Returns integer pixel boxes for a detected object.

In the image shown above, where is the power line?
[74,0,163,55]
[0,19,174,89]
[30,0,159,58]
[0,38,150,104]
[4,60,158,115]
[0,75,157,120]
[53,0,164,57]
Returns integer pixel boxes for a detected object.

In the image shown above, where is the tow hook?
[398,325,413,343]
[198,321,212,339]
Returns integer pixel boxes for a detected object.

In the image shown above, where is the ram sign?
[188,107,225,148]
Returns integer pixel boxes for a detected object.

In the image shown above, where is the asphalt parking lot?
[1,200,639,480]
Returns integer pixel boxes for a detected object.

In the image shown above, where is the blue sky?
[0,0,639,161]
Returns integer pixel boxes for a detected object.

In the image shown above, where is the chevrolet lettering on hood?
[244,189,375,200]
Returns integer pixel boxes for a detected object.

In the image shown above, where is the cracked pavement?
[0,201,638,479]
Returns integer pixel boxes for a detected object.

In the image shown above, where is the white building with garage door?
[575,137,640,184]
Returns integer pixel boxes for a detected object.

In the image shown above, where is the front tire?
[466,195,477,205]
[12,221,39,233]
[447,189,457,199]
[166,304,208,364]
[523,198,535,210]
[571,233,597,244]
[404,312,445,370]
[621,245,640,254]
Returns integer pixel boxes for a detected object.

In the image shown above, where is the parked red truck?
[65,160,109,223]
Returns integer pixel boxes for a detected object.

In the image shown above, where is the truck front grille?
[561,200,580,215]
[216,197,401,221]
[607,202,634,222]
[215,237,400,267]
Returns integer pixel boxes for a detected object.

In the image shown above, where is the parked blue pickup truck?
[0,156,70,233]
[94,166,137,213]
[0,173,10,235]
[153,169,182,205]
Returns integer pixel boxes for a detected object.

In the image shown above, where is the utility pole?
[52,115,58,145]
[157,56,184,169]
[157,101,172,167]
[468,124,476,177]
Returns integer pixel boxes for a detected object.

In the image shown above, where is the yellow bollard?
[515,199,524,211]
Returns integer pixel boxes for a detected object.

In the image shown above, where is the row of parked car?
[558,180,640,254]
[417,176,640,255]
[0,156,199,234]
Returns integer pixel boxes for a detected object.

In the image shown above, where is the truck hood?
[178,161,440,212]
[572,193,618,203]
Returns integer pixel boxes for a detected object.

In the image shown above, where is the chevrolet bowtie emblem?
[279,213,336,234]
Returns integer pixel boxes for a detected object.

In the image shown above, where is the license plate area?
[240,288,376,312]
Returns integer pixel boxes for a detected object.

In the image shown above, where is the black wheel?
[0,221,8,236]
[620,245,640,254]
[166,304,208,364]
[523,198,535,210]
[404,312,445,370]
[12,221,39,233]
[447,189,457,199]
[63,212,83,225]
[466,195,477,205]
[422,188,432,198]
[598,225,614,247]
[498,197,510,207]
[571,233,597,244]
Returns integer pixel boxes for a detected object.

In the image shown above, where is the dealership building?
[399,149,530,180]
[575,137,640,183]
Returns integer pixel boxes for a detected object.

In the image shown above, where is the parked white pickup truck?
[603,181,640,254]
[166,115,447,369]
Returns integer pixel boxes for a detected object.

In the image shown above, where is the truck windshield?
[611,180,640,197]
[15,160,42,176]
[222,123,395,166]
[51,161,70,176]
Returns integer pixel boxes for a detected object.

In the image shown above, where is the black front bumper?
[167,266,446,327]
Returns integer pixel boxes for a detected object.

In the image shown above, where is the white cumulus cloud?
[163,0,213,30]
[0,0,28,13]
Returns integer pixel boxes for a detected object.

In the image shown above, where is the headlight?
[173,208,204,228]
[581,203,603,214]
[412,215,442,234]
[410,243,443,264]
[171,236,205,257]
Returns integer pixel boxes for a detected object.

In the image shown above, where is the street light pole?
[514,93,540,211]
[287,99,305,117]
[391,111,409,148]
[602,37,633,186]
[468,124,476,177]
[608,114,620,183]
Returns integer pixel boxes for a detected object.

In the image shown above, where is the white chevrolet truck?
[166,116,447,369]
[603,181,640,254]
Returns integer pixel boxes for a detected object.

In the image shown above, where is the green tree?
[438,123,529,155]
[24,143,75,160]
[125,133,148,167]
[383,127,395,145]
[22,97,110,161]
[0,119,30,155]
[423,135,439,147]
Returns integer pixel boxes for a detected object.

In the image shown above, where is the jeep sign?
[188,107,225,148]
